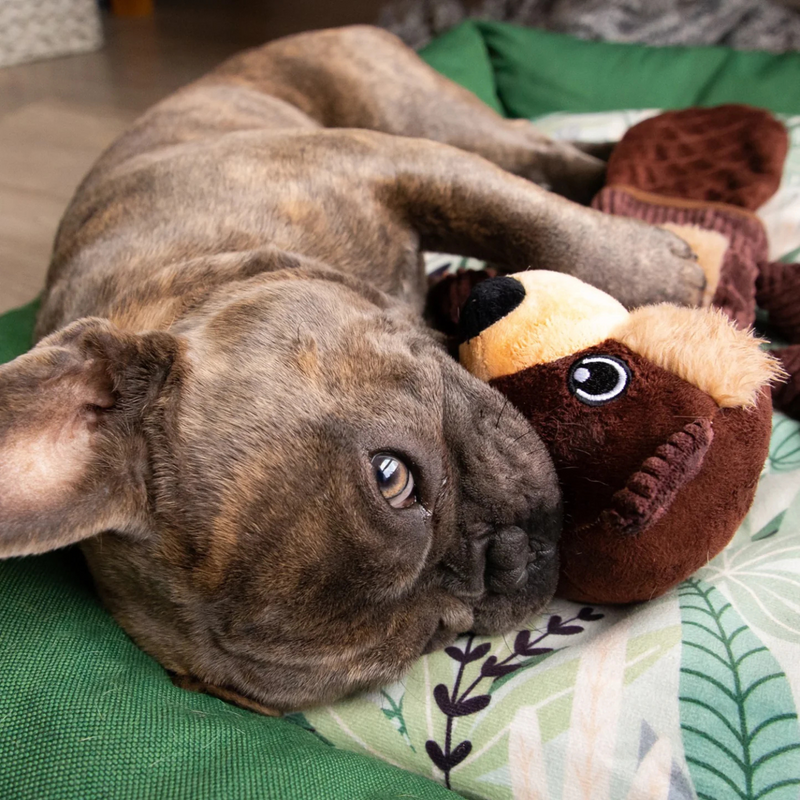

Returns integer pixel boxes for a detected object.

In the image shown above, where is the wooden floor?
[0,0,385,315]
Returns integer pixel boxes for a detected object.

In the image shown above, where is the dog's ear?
[0,317,182,558]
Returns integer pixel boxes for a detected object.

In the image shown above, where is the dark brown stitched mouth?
[600,417,714,537]
[561,417,715,540]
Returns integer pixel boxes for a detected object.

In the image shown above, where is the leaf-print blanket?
[296,112,800,800]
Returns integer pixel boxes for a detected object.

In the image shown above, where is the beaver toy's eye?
[568,355,631,406]
[372,453,417,509]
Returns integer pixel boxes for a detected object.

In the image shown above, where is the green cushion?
[0,309,457,800]
[0,299,38,364]
[416,20,504,115]
[421,20,800,118]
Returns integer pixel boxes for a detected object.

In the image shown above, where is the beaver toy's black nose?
[458,276,527,343]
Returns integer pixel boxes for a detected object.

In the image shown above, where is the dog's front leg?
[210,26,606,204]
[382,138,705,310]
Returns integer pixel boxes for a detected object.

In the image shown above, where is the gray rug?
[380,0,800,52]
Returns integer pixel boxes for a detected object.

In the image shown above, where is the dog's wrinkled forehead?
[184,276,441,403]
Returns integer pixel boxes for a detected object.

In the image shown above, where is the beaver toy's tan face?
[459,271,781,604]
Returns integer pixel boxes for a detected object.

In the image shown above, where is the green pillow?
[417,20,504,114]
[0,299,38,364]
[421,20,800,118]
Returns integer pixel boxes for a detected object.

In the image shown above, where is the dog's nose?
[458,276,526,343]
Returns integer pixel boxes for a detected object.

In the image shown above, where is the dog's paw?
[577,215,706,309]
[634,222,706,307]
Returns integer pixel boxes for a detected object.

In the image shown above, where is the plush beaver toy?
[458,270,783,604]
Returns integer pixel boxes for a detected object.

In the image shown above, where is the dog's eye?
[372,453,417,509]
[568,355,631,406]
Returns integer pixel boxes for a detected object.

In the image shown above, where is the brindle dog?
[0,26,703,712]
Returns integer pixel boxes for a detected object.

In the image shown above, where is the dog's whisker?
[495,398,508,429]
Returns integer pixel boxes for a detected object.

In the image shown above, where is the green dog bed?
[420,20,800,118]
[3,22,800,800]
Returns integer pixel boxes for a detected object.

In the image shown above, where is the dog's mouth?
[448,511,561,636]
[483,520,560,596]
[472,526,558,634]
[416,360,564,636]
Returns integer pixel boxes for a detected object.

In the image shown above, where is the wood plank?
[0,102,132,313]
[0,101,131,200]
[0,184,65,313]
